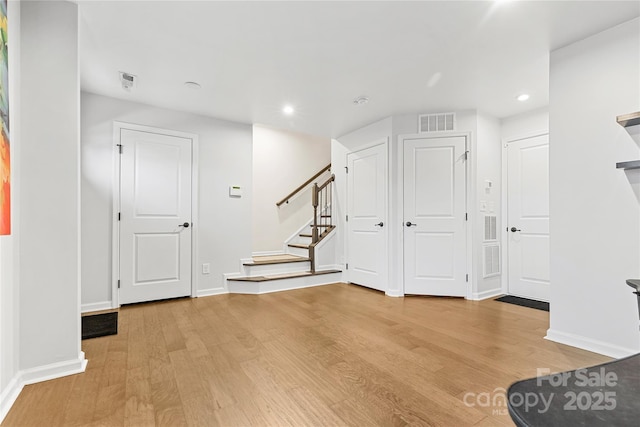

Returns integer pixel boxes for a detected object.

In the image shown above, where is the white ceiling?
[79,1,640,137]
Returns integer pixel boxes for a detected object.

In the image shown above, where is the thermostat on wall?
[229,186,242,197]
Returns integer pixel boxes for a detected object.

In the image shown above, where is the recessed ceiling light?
[353,96,369,106]
[516,93,530,102]
[283,105,295,115]
[184,81,202,90]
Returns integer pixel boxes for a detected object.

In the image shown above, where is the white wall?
[333,111,503,299]
[501,107,549,141]
[19,0,83,372]
[474,112,503,299]
[252,125,330,253]
[81,92,253,305]
[547,18,640,357]
[0,0,20,420]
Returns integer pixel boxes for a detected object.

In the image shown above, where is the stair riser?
[228,273,343,295]
[287,245,309,257]
[294,236,312,245]
[243,261,310,276]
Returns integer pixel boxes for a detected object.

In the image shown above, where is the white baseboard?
[196,287,228,298]
[545,329,638,359]
[251,250,284,257]
[385,290,404,297]
[81,301,114,313]
[230,280,338,295]
[0,375,22,423]
[471,288,503,301]
[20,352,88,386]
[0,352,88,423]
[315,264,342,272]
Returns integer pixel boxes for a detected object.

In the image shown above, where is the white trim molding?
[0,375,21,423]
[196,287,228,298]
[251,250,285,257]
[0,352,87,423]
[111,122,200,307]
[81,301,114,314]
[545,329,638,359]
[471,288,503,301]
[500,130,549,297]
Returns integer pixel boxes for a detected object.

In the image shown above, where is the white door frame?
[500,129,549,296]
[345,137,389,289]
[345,138,390,291]
[396,131,473,298]
[111,122,199,308]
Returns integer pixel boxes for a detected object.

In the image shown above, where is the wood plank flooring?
[2,283,610,426]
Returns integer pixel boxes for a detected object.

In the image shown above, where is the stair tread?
[244,254,310,266]
[299,233,312,238]
[288,243,309,249]
[228,269,342,282]
[311,224,334,228]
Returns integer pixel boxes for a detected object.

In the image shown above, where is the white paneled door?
[118,128,193,304]
[347,143,388,292]
[507,134,550,301]
[403,135,467,296]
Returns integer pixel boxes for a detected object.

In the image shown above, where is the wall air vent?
[419,112,456,132]
[483,244,500,278]
[484,215,497,241]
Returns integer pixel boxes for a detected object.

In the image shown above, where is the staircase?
[227,165,341,294]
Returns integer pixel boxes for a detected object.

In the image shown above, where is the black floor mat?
[495,295,549,312]
[81,312,118,340]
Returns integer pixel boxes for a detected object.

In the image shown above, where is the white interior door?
[119,128,193,304]
[403,135,467,296]
[507,134,550,301]
[347,143,388,292]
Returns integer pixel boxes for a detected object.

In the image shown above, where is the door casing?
[396,131,472,298]
[500,129,549,298]
[111,122,199,308]
[345,139,389,292]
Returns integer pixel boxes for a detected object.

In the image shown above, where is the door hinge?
[345,166,348,173]
[466,274,469,282]
[465,213,468,221]
[346,215,348,222]
[117,144,123,154]
[118,212,121,221]
[346,263,349,270]
[464,150,469,160]
[117,279,121,289]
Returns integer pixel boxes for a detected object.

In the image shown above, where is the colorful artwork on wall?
[0,0,9,235]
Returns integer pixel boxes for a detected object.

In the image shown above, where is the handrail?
[276,163,331,207]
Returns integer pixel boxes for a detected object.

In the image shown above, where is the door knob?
[375,222,384,227]
[406,221,417,227]
[510,227,521,232]
[180,222,190,228]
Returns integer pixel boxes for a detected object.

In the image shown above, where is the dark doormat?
[81,312,118,340]
[495,295,549,312]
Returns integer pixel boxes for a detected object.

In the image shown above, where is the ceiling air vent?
[419,112,456,133]
[119,71,137,91]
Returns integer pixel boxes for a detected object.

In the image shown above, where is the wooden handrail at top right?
[276,163,331,207]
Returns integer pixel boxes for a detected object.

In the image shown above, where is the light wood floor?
[2,283,610,426]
